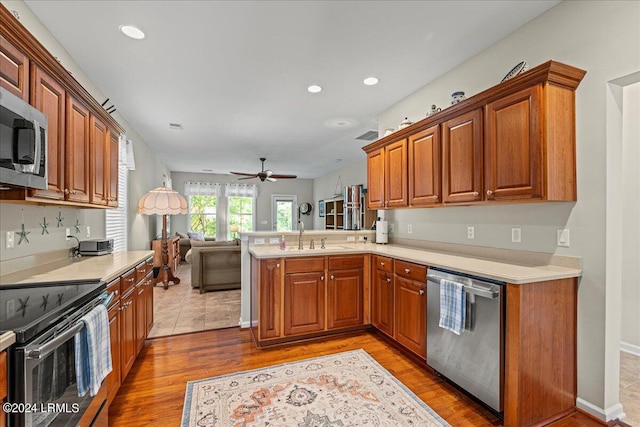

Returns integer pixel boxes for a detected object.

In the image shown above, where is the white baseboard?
[576,398,625,422]
[620,341,640,357]
[240,320,251,329]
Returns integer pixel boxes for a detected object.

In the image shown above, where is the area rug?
[182,349,450,427]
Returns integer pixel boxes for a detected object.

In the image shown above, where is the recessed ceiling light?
[202,169,213,172]
[363,76,379,86]
[307,85,322,93]
[119,25,145,40]
[169,123,183,130]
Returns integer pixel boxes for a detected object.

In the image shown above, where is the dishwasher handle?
[427,275,500,299]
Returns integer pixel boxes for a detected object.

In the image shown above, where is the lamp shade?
[229,224,240,233]
[138,186,187,215]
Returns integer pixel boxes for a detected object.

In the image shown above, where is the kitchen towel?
[438,279,466,335]
[75,304,112,397]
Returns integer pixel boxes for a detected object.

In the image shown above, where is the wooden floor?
[109,328,608,427]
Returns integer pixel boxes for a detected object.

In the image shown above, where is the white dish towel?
[75,304,112,397]
[438,279,466,335]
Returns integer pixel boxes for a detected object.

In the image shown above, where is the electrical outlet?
[407,224,412,234]
[6,299,15,318]
[557,229,570,247]
[511,228,521,243]
[254,238,265,245]
[86,226,91,238]
[66,228,71,240]
[6,231,15,249]
[347,236,356,242]
[467,226,475,239]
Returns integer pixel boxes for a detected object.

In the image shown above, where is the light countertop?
[0,251,154,285]
[248,243,581,284]
[0,332,16,352]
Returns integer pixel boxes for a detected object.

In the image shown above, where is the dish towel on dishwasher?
[439,279,466,335]
[75,304,112,397]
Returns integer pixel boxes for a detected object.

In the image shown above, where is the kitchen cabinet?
[442,109,484,204]
[367,148,385,209]
[256,258,282,340]
[0,34,29,101]
[324,197,344,230]
[409,125,441,206]
[107,131,119,207]
[105,277,121,406]
[29,65,66,201]
[89,115,109,205]
[371,256,394,337]
[145,258,154,336]
[327,255,364,329]
[134,261,152,355]
[363,60,585,209]
[65,95,91,204]
[394,260,427,359]
[284,257,325,336]
[119,286,136,382]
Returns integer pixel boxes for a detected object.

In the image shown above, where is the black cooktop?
[0,279,106,345]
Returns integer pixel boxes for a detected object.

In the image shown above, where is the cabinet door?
[367,148,385,209]
[106,302,121,405]
[29,65,66,200]
[385,139,408,208]
[65,95,91,203]
[90,115,109,205]
[134,282,146,355]
[259,259,282,339]
[394,275,427,358]
[0,34,29,101]
[120,290,136,381]
[327,268,363,329]
[107,131,119,207]
[409,125,441,206]
[372,269,394,337]
[284,271,325,335]
[485,85,542,201]
[442,109,483,204]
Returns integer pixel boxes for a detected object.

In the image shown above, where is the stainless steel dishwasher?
[426,268,505,413]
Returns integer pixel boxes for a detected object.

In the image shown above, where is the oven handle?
[27,322,84,360]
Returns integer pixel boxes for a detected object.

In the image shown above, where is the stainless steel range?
[0,279,109,427]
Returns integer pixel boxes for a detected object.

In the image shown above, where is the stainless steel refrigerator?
[343,185,362,230]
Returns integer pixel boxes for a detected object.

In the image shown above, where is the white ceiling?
[24,0,559,179]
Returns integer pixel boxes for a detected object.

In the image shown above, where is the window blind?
[105,154,128,252]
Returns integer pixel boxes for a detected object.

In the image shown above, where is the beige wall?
[0,0,170,260]
[375,0,639,417]
[170,172,314,234]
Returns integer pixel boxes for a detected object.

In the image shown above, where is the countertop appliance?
[375,220,388,244]
[0,86,48,190]
[0,279,110,426]
[79,238,114,256]
[426,268,505,413]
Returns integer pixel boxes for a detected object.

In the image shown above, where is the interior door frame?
[271,194,298,231]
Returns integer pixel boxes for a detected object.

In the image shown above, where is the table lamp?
[229,224,240,241]
[138,186,187,289]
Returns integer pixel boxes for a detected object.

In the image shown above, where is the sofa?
[188,239,241,293]
[175,232,216,261]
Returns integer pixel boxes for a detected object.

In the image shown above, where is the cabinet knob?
[276,263,280,268]
[487,190,493,196]
[404,268,410,274]
[386,277,391,283]
[380,262,385,266]
[434,195,439,200]
[330,275,335,280]
[114,290,119,296]
[419,289,425,295]
[321,275,325,281]
[64,189,69,194]
[473,191,479,197]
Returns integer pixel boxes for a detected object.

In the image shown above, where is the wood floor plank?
[108,328,604,427]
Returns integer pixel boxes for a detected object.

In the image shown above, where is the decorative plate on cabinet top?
[501,61,528,83]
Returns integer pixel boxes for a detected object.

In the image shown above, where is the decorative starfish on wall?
[74,218,81,234]
[18,296,30,317]
[17,223,30,244]
[40,216,50,235]
[40,294,49,311]
[56,210,64,227]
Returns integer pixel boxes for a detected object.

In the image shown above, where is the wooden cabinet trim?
[285,256,325,273]
[394,259,427,282]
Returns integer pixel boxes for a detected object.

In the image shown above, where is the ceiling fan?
[230,157,297,182]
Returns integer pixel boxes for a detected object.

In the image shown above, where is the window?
[188,195,217,238]
[271,194,298,231]
[228,196,253,239]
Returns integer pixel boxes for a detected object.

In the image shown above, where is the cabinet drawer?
[121,268,136,294]
[286,257,325,273]
[106,277,121,309]
[135,261,148,283]
[394,259,427,282]
[328,255,364,270]
[374,256,393,273]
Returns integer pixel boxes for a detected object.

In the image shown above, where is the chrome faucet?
[321,238,326,249]
[67,235,81,258]
[298,221,304,250]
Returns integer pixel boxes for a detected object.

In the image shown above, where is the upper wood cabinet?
[409,125,441,207]
[66,95,91,204]
[90,115,109,205]
[367,148,385,209]
[363,60,586,209]
[108,131,119,207]
[442,109,484,204]
[385,139,408,208]
[0,34,29,101]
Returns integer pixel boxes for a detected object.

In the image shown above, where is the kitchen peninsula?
[247,233,581,427]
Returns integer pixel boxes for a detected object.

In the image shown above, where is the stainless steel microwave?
[0,86,48,190]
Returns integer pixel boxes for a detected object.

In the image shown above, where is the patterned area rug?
[182,349,450,427]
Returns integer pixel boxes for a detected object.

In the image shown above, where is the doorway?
[271,194,298,231]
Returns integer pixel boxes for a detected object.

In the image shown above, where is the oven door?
[11,321,106,427]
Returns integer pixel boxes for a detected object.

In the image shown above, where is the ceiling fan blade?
[230,172,258,177]
[237,176,256,180]
[269,174,297,179]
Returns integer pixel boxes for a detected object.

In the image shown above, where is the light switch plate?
[557,229,570,247]
[467,226,475,239]
[407,224,412,234]
[6,231,14,249]
[86,226,91,238]
[66,228,71,240]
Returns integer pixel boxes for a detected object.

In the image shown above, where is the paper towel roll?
[376,220,388,244]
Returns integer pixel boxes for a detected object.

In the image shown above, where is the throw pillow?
[176,231,189,239]
[187,231,205,241]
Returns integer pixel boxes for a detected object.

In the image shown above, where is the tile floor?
[620,351,640,426]
[147,263,241,338]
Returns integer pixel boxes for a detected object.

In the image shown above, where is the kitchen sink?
[284,244,356,251]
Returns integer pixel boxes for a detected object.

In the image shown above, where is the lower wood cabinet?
[327,256,364,329]
[394,274,427,358]
[119,287,136,381]
[105,277,121,406]
[372,256,394,337]
[284,257,326,336]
